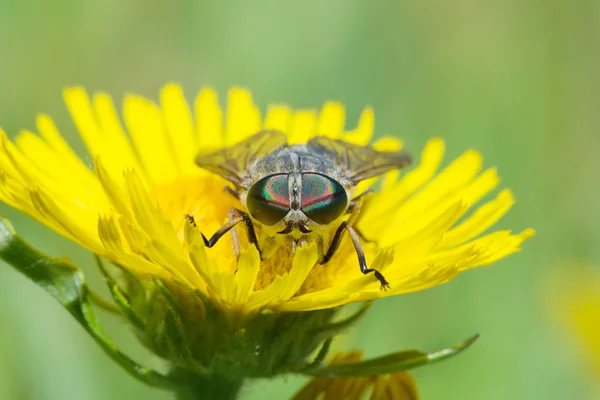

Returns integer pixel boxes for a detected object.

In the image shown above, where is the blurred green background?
[0,0,598,399]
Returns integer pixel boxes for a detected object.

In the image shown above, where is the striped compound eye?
[247,174,291,225]
[301,173,348,225]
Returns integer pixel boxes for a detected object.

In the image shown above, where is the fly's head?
[241,171,349,238]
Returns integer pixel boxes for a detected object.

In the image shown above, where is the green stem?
[173,371,244,400]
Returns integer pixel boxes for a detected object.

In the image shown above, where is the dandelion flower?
[0,84,534,397]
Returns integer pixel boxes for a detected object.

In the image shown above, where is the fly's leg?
[235,209,261,259]
[346,189,375,244]
[221,187,247,256]
[184,209,261,259]
[320,221,389,290]
[228,209,242,259]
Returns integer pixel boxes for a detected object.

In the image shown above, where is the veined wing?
[306,136,412,184]
[195,130,287,187]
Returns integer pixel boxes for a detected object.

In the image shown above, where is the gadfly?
[190,131,412,289]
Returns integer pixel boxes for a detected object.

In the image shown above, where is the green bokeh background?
[0,1,598,399]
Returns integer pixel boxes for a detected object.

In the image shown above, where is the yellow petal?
[342,106,374,145]
[225,87,261,145]
[195,87,223,151]
[30,189,103,252]
[317,102,345,139]
[123,95,180,184]
[441,189,515,248]
[98,215,168,278]
[36,114,85,162]
[288,110,317,144]
[94,155,134,220]
[234,246,261,304]
[0,85,535,315]
[63,87,105,156]
[264,104,292,132]
[92,92,148,182]
[160,83,197,174]
[251,244,318,311]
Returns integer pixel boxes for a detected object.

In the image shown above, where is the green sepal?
[94,255,145,327]
[309,301,372,340]
[298,334,479,377]
[88,288,122,315]
[0,218,173,389]
[307,337,333,369]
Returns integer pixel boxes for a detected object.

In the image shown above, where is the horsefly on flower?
[0,84,535,399]
[192,130,412,290]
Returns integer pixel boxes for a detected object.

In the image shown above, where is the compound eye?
[301,173,348,225]
[246,174,290,225]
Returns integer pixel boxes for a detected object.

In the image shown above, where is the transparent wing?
[195,130,287,186]
[306,136,412,184]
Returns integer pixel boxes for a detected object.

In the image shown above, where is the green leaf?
[299,334,479,377]
[0,218,174,389]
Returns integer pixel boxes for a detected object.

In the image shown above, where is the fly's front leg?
[346,189,374,244]
[184,209,262,259]
[233,209,262,259]
[321,221,389,290]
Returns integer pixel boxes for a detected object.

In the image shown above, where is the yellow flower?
[547,262,600,378]
[0,83,533,315]
[292,351,418,400]
[568,280,600,376]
